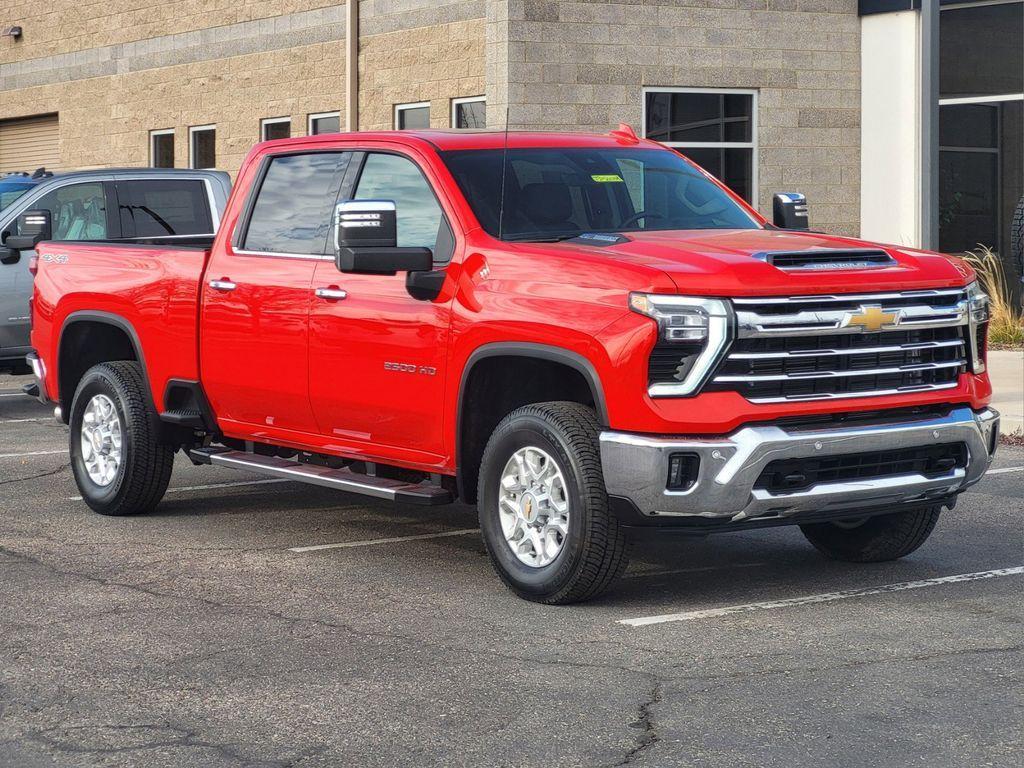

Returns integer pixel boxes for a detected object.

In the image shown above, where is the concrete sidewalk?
[988,349,1023,435]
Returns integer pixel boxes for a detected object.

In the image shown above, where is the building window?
[261,117,291,142]
[938,1,1022,258]
[308,112,341,135]
[642,87,757,204]
[395,102,431,130]
[150,129,174,168]
[189,125,216,169]
[452,96,486,129]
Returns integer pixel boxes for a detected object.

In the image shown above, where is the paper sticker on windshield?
[591,174,624,183]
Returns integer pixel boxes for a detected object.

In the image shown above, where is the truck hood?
[549,229,972,296]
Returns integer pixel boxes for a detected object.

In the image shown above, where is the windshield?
[441,147,759,242]
[0,179,35,211]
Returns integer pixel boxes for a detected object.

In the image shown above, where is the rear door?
[308,150,456,463]
[200,151,351,438]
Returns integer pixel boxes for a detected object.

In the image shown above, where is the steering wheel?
[619,210,664,229]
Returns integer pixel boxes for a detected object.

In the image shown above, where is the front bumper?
[600,406,999,524]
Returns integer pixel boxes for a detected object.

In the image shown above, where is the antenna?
[497,106,510,240]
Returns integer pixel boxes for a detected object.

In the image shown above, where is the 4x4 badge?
[842,305,899,332]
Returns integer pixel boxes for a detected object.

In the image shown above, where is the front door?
[200,151,351,438]
[309,151,455,465]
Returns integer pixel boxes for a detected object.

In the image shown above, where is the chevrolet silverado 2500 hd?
[25,129,999,603]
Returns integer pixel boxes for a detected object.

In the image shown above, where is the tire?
[799,506,941,563]
[69,361,173,516]
[477,401,629,604]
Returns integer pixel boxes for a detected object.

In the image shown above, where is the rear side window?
[243,153,350,255]
[116,179,213,238]
[20,182,110,240]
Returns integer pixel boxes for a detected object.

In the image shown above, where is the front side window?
[116,179,213,238]
[23,182,109,240]
[243,152,350,255]
[190,126,216,169]
[353,153,445,251]
[644,89,756,203]
[441,147,758,242]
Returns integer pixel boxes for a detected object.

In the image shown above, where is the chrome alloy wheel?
[79,394,123,487]
[498,446,570,568]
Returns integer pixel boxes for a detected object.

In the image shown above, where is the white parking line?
[68,477,291,501]
[0,417,52,424]
[291,528,480,553]
[988,466,1024,475]
[0,392,28,398]
[619,566,1024,627]
[0,449,67,459]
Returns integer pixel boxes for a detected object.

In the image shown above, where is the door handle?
[315,287,348,301]
[209,278,237,292]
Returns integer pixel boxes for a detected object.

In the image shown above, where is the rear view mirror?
[334,200,433,275]
[772,193,809,230]
[4,209,53,251]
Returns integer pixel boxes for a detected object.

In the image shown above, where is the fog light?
[667,453,700,491]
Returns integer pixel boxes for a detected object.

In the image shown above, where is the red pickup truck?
[25,128,999,603]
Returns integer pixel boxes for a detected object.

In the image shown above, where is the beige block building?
[0,1,1021,260]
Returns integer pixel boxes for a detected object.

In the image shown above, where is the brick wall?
[498,0,863,236]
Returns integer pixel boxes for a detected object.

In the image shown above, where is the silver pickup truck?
[0,168,230,372]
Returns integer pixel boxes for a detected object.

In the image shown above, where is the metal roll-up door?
[0,114,61,173]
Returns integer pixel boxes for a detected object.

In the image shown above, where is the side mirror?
[772,193,809,230]
[4,209,53,251]
[334,200,433,275]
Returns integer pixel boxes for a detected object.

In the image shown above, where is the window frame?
[149,128,175,168]
[641,86,758,205]
[307,111,341,136]
[189,124,217,170]
[260,117,292,142]
[394,101,431,130]
[451,96,486,129]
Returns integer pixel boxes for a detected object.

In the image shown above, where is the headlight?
[630,293,732,396]
[965,281,989,373]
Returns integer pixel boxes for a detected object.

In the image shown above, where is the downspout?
[346,0,359,132]
[920,0,940,250]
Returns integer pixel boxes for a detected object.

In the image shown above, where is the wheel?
[477,401,629,604]
[799,506,941,562]
[69,361,173,516]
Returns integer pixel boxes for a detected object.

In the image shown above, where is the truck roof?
[259,129,662,153]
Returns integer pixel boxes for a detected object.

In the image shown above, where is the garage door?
[0,114,61,174]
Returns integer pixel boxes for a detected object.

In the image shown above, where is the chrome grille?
[711,289,970,403]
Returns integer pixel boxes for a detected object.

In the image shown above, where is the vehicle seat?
[521,182,576,231]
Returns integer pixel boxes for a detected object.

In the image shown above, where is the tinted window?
[262,120,291,141]
[23,182,109,240]
[0,180,34,210]
[191,127,216,169]
[244,152,350,254]
[454,99,486,129]
[151,131,174,168]
[441,147,758,241]
[310,114,340,135]
[117,179,213,238]
[397,106,430,130]
[354,153,444,250]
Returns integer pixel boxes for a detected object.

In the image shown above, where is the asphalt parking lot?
[1,372,1021,768]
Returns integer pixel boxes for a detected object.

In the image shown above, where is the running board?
[188,447,453,505]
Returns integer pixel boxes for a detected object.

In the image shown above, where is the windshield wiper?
[503,232,587,243]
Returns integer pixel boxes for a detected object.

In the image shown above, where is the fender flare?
[455,342,610,496]
[58,311,153,410]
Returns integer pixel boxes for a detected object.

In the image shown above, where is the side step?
[161,408,206,428]
[188,447,453,506]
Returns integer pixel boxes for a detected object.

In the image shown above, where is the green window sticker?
[590,174,624,183]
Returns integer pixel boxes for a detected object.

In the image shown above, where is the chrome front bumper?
[600,407,999,522]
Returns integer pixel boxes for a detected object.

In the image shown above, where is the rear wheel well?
[58,321,139,415]
[458,354,600,504]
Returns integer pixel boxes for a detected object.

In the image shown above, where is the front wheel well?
[58,320,140,415]
[458,353,603,504]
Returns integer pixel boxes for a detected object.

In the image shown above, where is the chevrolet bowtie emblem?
[843,305,899,332]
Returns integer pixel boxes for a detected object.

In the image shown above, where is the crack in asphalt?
[0,462,69,487]
[613,678,663,766]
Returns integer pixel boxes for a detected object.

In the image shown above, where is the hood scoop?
[754,248,897,271]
